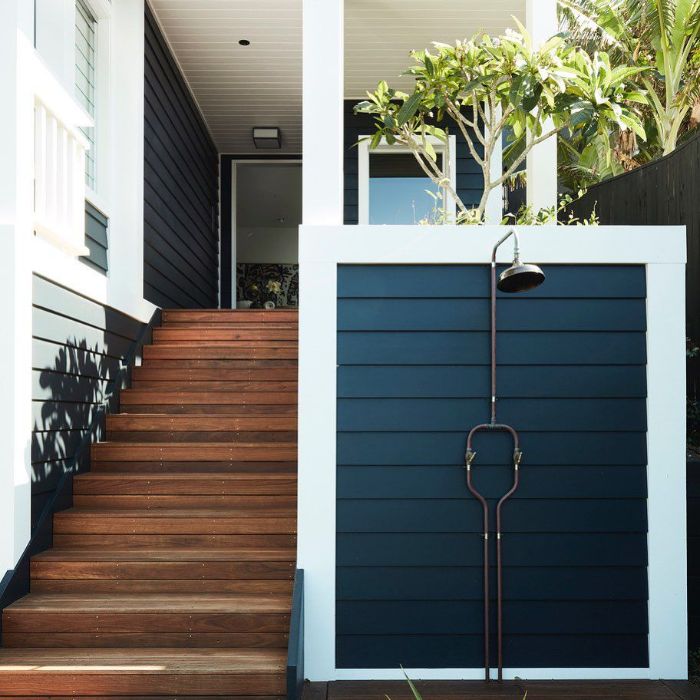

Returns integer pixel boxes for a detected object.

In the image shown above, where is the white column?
[525,0,558,213]
[0,1,35,573]
[485,105,503,223]
[302,0,344,224]
[34,0,75,93]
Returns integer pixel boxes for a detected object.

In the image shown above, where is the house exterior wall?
[144,3,220,308]
[30,275,146,529]
[335,263,648,669]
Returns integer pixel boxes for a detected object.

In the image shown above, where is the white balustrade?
[30,51,92,255]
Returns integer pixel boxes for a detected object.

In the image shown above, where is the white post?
[525,0,558,213]
[302,0,344,224]
[485,105,503,223]
[299,0,344,681]
[0,1,36,574]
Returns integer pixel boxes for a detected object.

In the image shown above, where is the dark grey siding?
[336,264,648,669]
[31,275,145,529]
[344,101,484,224]
[81,201,108,273]
[144,3,219,309]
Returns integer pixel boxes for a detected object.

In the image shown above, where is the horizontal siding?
[144,4,219,309]
[344,102,484,224]
[31,275,145,529]
[336,264,648,670]
[80,201,108,273]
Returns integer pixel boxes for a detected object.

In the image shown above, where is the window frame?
[357,134,457,225]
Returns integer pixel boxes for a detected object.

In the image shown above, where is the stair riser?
[132,367,298,381]
[143,346,297,360]
[89,460,297,474]
[32,580,294,594]
[106,431,297,443]
[31,562,295,581]
[120,392,297,407]
[73,476,297,495]
[107,415,297,431]
[130,381,297,392]
[91,445,297,462]
[54,517,296,535]
[53,535,296,548]
[0,673,286,695]
[153,330,298,342]
[2,632,288,649]
[72,495,296,509]
[118,404,298,416]
[3,613,290,634]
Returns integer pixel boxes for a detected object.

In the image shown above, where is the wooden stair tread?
[0,646,286,672]
[6,593,291,614]
[33,548,296,562]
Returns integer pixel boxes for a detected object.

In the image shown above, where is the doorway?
[230,160,302,309]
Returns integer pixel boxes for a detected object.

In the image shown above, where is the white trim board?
[357,135,457,225]
[297,224,687,681]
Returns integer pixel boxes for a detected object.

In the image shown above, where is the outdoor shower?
[464,228,545,682]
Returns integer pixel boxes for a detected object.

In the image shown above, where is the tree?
[560,0,700,158]
[355,25,647,223]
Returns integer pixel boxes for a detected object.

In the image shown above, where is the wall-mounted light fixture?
[252,127,281,149]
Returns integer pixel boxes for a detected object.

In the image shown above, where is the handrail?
[287,568,304,700]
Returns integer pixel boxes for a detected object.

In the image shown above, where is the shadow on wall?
[30,338,118,528]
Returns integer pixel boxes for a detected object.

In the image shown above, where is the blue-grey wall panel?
[336,264,648,669]
[344,103,484,224]
[31,275,145,529]
[81,201,108,273]
[144,4,219,308]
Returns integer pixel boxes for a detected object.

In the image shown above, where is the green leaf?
[396,91,424,126]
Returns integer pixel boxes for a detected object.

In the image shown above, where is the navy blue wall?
[336,264,648,669]
[344,102,484,224]
[144,4,219,308]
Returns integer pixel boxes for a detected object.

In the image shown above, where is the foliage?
[559,0,700,189]
[355,25,646,223]
[396,669,527,700]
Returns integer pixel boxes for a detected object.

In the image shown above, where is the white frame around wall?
[229,158,303,308]
[358,135,457,225]
[297,224,688,681]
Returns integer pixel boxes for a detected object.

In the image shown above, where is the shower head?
[497,261,545,293]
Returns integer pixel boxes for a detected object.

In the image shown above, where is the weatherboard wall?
[31,275,145,529]
[335,263,648,670]
[144,3,219,308]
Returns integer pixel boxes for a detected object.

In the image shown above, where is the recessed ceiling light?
[239,39,250,46]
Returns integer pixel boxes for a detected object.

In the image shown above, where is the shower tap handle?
[465,448,477,468]
[513,448,522,467]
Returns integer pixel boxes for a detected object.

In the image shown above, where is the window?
[75,0,97,190]
[358,136,457,225]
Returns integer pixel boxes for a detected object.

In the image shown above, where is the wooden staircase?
[0,309,298,697]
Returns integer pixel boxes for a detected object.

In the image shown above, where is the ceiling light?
[239,39,250,46]
[252,126,281,149]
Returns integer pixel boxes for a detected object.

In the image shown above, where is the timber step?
[1,308,298,696]
[0,648,287,695]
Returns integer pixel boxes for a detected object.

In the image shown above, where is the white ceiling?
[150,0,524,154]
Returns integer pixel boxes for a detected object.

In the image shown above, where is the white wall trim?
[298,224,687,681]
[357,135,457,225]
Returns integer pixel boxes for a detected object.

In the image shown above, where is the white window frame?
[358,134,457,225]
[78,0,111,218]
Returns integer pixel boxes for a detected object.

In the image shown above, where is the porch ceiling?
[149,0,524,155]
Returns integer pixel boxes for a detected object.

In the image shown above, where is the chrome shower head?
[497,261,545,293]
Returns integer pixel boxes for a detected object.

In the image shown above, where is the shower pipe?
[464,229,526,682]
